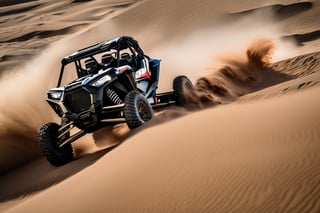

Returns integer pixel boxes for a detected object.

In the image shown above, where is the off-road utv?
[39,36,192,166]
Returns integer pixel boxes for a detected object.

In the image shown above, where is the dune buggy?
[39,36,192,166]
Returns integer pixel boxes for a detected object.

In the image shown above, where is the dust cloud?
[184,38,275,109]
[0,40,80,173]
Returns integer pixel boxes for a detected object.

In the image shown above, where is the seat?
[85,58,95,69]
[121,52,131,59]
[84,58,98,74]
[119,52,132,67]
[101,54,116,67]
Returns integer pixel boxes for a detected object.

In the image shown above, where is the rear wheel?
[173,75,194,107]
[124,91,154,129]
[39,123,73,166]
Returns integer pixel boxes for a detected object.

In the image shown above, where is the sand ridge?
[0,0,138,72]
[5,84,320,213]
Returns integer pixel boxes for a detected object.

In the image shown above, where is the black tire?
[124,91,154,129]
[39,123,73,166]
[173,75,194,106]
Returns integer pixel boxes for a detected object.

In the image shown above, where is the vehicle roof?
[61,36,142,65]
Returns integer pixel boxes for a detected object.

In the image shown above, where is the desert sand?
[0,0,320,212]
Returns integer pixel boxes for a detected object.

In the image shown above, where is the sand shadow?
[0,3,40,17]
[72,0,93,3]
[0,54,33,62]
[0,0,37,7]
[1,25,86,43]
[250,68,293,93]
[282,30,320,46]
[0,145,116,202]
[227,2,313,21]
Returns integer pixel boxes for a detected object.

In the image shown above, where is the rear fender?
[149,59,160,86]
[142,58,161,99]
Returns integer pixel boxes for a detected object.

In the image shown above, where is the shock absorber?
[106,88,122,105]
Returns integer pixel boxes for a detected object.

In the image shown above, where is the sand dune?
[1,0,320,212]
[0,0,137,72]
[6,82,320,213]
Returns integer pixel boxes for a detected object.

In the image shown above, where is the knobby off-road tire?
[39,123,73,166]
[173,75,194,107]
[124,91,154,129]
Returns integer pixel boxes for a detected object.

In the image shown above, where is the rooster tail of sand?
[182,38,275,109]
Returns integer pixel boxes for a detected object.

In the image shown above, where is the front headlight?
[91,75,112,87]
[48,91,62,100]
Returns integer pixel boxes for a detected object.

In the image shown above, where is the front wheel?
[39,123,73,166]
[124,91,154,129]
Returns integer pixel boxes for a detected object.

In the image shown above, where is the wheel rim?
[137,100,152,121]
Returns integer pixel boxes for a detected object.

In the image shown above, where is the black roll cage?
[57,36,145,87]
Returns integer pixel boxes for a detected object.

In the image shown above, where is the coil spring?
[106,89,122,105]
